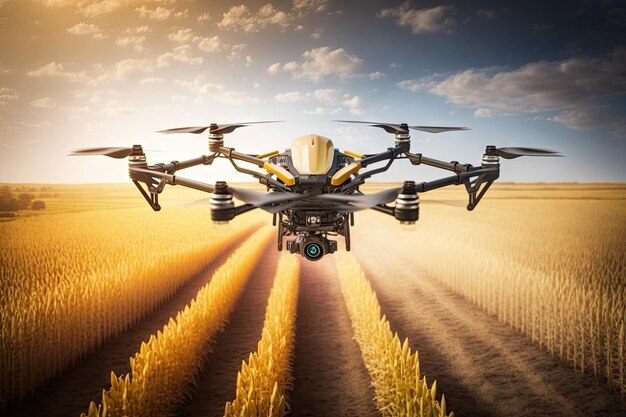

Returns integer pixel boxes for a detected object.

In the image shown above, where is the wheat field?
[0,183,624,416]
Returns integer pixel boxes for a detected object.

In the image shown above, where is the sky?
[0,0,625,184]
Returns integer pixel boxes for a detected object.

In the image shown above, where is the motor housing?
[210,181,235,223]
[394,180,419,224]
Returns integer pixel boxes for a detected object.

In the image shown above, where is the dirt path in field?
[289,256,379,417]
[351,224,626,417]
[6,236,247,417]
[178,241,278,417]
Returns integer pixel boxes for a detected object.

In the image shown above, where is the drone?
[71,120,561,261]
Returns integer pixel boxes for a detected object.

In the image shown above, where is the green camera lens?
[304,242,323,260]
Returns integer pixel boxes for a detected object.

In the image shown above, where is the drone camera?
[210,181,235,223]
[394,180,419,224]
[287,234,337,261]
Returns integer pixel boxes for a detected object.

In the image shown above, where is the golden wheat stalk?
[224,254,300,417]
[335,252,453,417]
[0,207,263,406]
[81,227,273,417]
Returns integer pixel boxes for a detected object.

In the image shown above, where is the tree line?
[0,186,46,212]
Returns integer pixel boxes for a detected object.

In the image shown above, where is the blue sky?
[0,0,624,183]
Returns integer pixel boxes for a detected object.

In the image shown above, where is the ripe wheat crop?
[336,252,453,417]
[81,227,273,417]
[0,207,263,406]
[224,254,300,417]
[362,193,626,396]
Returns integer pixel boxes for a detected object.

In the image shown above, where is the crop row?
[391,199,626,396]
[82,227,273,417]
[336,252,452,417]
[0,207,263,406]
[224,254,300,417]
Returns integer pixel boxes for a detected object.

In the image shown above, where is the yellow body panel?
[263,162,296,186]
[291,134,334,174]
[257,150,279,159]
[343,150,364,159]
[330,161,362,186]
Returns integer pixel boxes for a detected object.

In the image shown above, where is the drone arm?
[340,148,401,191]
[405,152,471,174]
[358,149,396,167]
[147,154,218,174]
[130,167,215,193]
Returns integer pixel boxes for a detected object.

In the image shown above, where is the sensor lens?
[304,242,323,260]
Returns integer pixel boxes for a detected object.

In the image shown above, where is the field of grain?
[0,183,624,417]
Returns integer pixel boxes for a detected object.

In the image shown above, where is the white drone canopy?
[290,134,335,175]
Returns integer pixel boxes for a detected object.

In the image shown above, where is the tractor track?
[6,235,248,417]
[352,222,626,417]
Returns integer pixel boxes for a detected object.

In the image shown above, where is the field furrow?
[289,257,378,417]
[178,241,280,417]
[224,254,300,417]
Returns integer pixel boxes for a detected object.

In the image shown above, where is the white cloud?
[66,22,106,39]
[197,12,211,22]
[400,48,626,137]
[378,2,455,34]
[175,77,259,105]
[369,71,386,80]
[123,25,151,34]
[139,77,164,85]
[157,45,203,67]
[115,35,147,53]
[218,3,290,32]
[275,88,365,115]
[136,5,172,21]
[27,62,90,83]
[167,27,198,44]
[343,95,365,115]
[30,97,57,108]
[197,35,223,53]
[275,91,309,103]
[39,0,177,18]
[267,62,281,75]
[273,47,363,82]
[292,0,329,15]
[0,87,18,105]
[27,59,155,85]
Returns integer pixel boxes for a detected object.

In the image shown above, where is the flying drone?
[71,120,561,261]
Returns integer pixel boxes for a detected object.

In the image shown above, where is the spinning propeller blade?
[158,121,284,135]
[228,188,307,213]
[335,120,468,134]
[316,187,402,211]
[70,147,134,159]
[493,147,562,159]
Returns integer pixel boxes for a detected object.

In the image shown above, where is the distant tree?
[0,187,15,211]
[31,200,46,210]
[18,193,35,210]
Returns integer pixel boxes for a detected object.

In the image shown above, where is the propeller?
[158,121,284,135]
[70,147,135,159]
[334,120,469,134]
[228,188,307,213]
[491,147,562,159]
[315,187,402,211]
